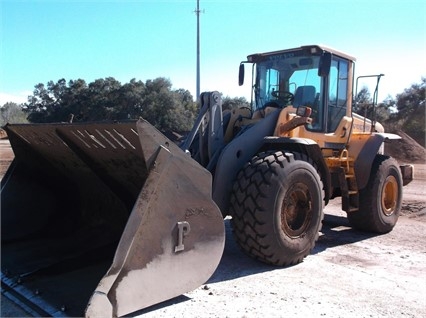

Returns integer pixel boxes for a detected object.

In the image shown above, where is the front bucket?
[1,119,225,317]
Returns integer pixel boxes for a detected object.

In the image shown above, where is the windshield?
[253,52,321,112]
[247,48,351,133]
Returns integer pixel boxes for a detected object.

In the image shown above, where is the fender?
[262,136,331,205]
[212,109,281,216]
[354,133,401,190]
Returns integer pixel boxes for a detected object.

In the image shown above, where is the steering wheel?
[271,90,294,104]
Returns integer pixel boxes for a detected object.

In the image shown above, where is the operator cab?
[239,45,355,134]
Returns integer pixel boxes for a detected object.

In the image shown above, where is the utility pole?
[195,0,202,101]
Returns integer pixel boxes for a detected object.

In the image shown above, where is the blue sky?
[1,0,425,105]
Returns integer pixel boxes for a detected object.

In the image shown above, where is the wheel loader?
[1,44,413,317]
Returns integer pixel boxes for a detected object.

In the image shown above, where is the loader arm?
[180,91,282,216]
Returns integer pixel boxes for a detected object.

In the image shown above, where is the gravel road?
[1,138,425,317]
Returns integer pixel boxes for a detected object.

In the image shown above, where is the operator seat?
[293,85,316,108]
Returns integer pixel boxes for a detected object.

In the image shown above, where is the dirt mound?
[384,130,426,164]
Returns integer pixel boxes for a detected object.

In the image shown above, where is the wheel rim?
[381,175,398,216]
[281,183,312,237]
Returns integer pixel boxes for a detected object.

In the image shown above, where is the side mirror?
[238,63,245,86]
[318,52,332,77]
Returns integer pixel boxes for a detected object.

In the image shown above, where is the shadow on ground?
[131,214,379,316]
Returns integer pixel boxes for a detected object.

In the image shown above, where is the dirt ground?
[1,136,425,317]
[140,167,426,318]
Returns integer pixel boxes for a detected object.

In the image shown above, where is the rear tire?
[347,155,402,233]
[229,151,324,266]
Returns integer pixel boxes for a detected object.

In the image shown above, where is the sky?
[1,0,425,106]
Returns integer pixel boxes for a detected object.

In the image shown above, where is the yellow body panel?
[273,105,384,163]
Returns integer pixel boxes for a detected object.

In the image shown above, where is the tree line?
[1,76,424,145]
[353,77,425,146]
[0,77,248,133]
[25,77,197,132]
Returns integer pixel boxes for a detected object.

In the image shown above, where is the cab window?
[327,58,349,132]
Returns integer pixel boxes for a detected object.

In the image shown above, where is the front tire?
[347,155,402,233]
[229,151,324,266]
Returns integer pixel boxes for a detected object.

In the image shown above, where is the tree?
[173,88,198,131]
[353,86,371,115]
[141,78,196,132]
[24,77,197,132]
[393,78,426,146]
[222,96,250,111]
[0,102,28,126]
[61,79,89,122]
[354,86,392,124]
[117,78,146,120]
[26,83,55,122]
[395,78,425,116]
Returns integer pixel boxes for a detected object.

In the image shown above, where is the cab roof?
[247,44,356,63]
